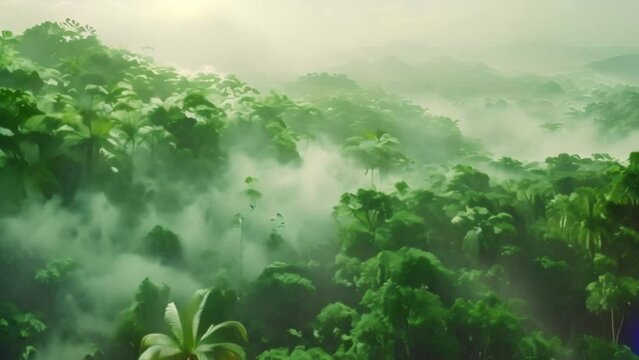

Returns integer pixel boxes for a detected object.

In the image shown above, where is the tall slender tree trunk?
[86,140,93,181]
[612,309,625,345]
[85,116,94,181]
[370,168,374,187]
[239,222,244,290]
[611,308,616,344]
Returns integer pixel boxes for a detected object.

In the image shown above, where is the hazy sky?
[1,0,639,74]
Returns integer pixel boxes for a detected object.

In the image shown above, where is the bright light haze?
[2,0,639,75]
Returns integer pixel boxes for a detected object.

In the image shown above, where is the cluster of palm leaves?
[139,289,247,360]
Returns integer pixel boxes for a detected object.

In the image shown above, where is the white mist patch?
[225,143,366,214]
[36,338,93,360]
[222,143,366,244]
[0,140,412,359]
[120,142,369,279]
[415,94,639,161]
[1,193,122,259]
[81,253,201,310]
[0,193,206,357]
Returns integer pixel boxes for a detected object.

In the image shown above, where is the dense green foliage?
[1,20,639,360]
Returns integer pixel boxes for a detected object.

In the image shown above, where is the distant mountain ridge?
[329,55,566,97]
[587,53,639,81]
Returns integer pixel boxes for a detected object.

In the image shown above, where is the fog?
[414,94,639,161]
[1,141,370,358]
[4,0,638,160]
[2,0,639,76]
[2,2,639,359]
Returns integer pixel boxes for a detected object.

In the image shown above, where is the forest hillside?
[1,20,639,360]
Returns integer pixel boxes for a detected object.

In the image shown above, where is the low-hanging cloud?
[2,0,639,76]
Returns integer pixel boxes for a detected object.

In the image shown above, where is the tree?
[57,84,116,181]
[243,176,262,210]
[586,273,639,345]
[232,213,245,286]
[447,165,490,194]
[234,176,263,286]
[345,132,407,186]
[113,278,171,359]
[257,346,332,360]
[241,262,318,351]
[0,303,46,360]
[351,281,456,359]
[354,247,454,300]
[314,302,358,354]
[139,288,248,360]
[546,188,609,256]
[334,189,396,258]
[110,109,151,158]
[140,225,184,266]
[450,295,523,360]
[451,207,516,263]
[575,335,638,360]
[609,152,639,206]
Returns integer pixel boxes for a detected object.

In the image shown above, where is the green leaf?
[0,127,14,136]
[181,289,211,349]
[205,343,246,360]
[84,84,108,96]
[140,333,179,349]
[593,253,618,274]
[200,321,248,344]
[462,228,482,255]
[164,302,184,344]
[287,328,302,338]
[138,345,181,360]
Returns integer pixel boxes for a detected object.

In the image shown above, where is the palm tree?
[111,110,151,157]
[345,132,407,186]
[139,289,248,360]
[609,152,639,206]
[546,188,609,256]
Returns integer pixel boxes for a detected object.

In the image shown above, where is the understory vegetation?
[1,20,639,359]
